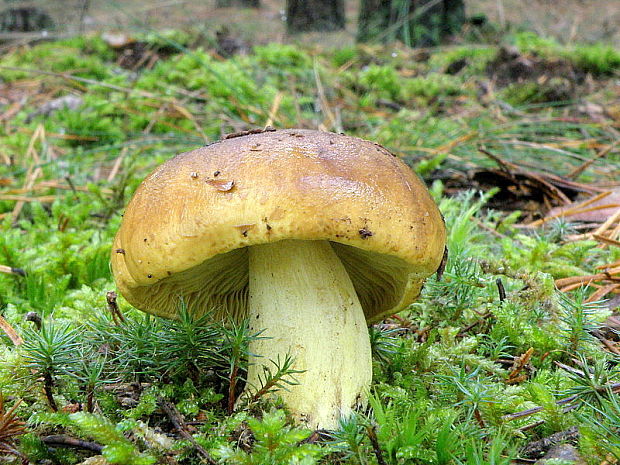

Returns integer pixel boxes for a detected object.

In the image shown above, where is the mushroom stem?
[247,239,372,430]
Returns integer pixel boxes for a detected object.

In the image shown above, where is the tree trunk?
[357,0,465,46]
[286,0,345,34]
[0,7,55,32]
[357,0,391,43]
[216,0,260,8]
[441,0,466,37]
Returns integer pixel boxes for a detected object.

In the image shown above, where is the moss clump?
[570,43,620,75]
[499,78,573,106]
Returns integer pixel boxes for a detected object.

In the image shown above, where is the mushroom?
[111,129,446,430]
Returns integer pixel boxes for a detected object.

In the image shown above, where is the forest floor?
[0,3,620,464]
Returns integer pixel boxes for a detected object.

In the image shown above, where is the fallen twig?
[555,267,620,290]
[0,265,26,277]
[568,141,620,179]
[41,435,103,453]
[11,125,45,224]
[554,361,587,377]
[366,424,387,465]
[3,179,110,195]
[0,315,23,346]
[496,278,506,302]
[106,291,125,325]
[583,282,619,295]
[0,194,57,203]
[458,312,493,337]
[158,398,217,465]
[0,65,163,100]
[593,234,620,248]
[502,382,620,423]
[264,91,283,128]
[519,426,579,459]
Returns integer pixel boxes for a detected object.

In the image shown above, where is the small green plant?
[541,219,577,243]
[254,43,313,71]
[458,434,514,465]
[23,273,71,315]
[158,304,220,383]
[429,46,496,74]
[512,31,561,57]
[477,335,514,360]
[21,320,80,411]
[368,393,440,463]
[332,47,358,67]
[558,290,602,355]
[563,354,617,407]
[221,318,262,413]
[437,366,498,428]
[425,258,485,321]
[243,354,304,406]
[75,350,114,413]
[69,412,157,465]
[215,409,325,464]
[87,312,163,383]
[326,414,369,464]
[511,31,620,75]
[369,326,401,364]
[499,80,572,106]
[581,393,620,458]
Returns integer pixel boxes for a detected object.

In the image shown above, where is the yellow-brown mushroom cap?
[111,129,446,323]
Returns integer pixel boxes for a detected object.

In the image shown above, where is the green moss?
[511,31,620,75]
[254,43,313,70]
[331,46,358,67]
[1,41,113,81]
[512,31,562,57]
[404,73,464,100]
[499,79,573,106]
[359,65,403,101]
[429,46,496,74]
[569,43,620,75]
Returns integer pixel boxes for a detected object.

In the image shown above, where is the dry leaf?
[547,189,620,222]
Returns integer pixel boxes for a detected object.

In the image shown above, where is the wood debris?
[506,347,534,385]
[0,265,26,277]
[0,315,23,346]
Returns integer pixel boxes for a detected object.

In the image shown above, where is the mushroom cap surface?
[111,129,446,323]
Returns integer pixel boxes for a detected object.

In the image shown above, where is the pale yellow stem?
[246,239,372,430]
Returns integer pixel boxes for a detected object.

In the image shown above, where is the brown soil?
[486,45,585,88]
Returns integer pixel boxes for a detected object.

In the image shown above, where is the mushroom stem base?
[246,239,372,430]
